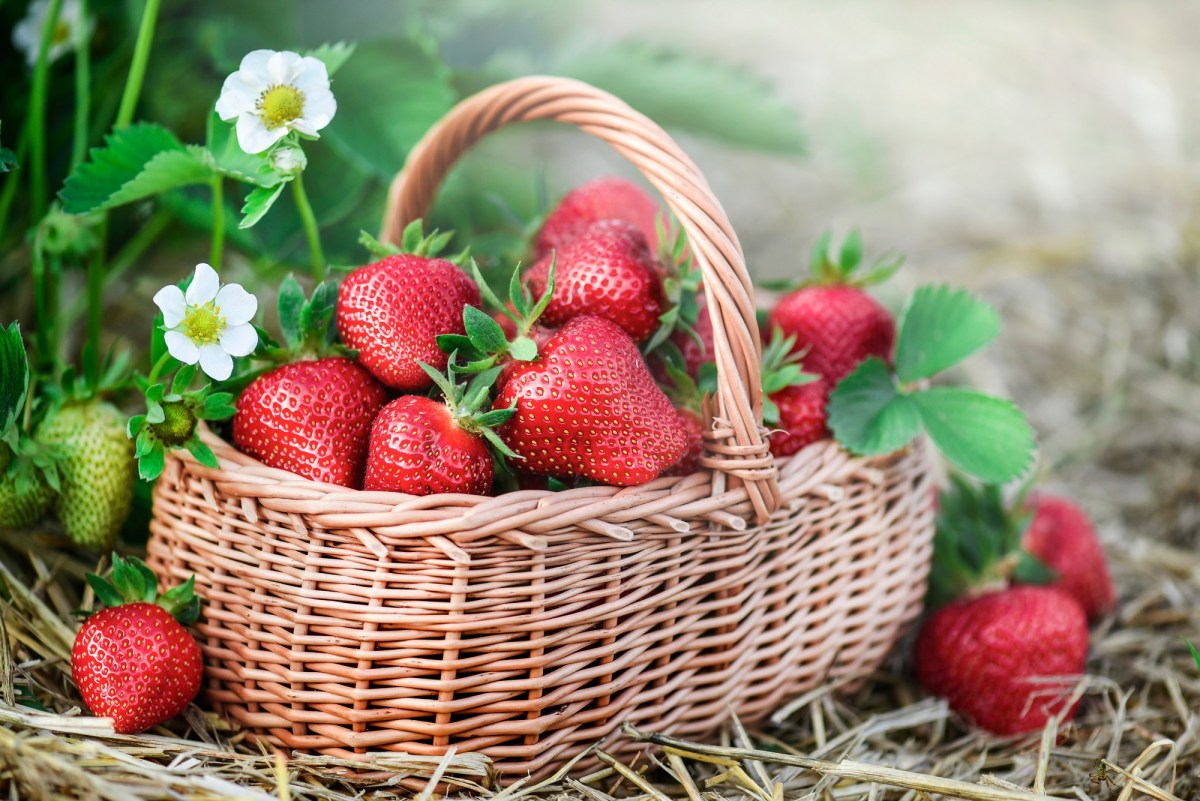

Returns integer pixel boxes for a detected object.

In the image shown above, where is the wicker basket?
[146,76,935,779]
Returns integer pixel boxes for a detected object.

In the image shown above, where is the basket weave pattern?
[146,76,936,778]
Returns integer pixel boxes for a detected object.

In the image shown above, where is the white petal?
[293,58,331,94]
[186,263,220,305]
[289,119,321,138]
[301,90,336,129]
[216,75,258,120]
[236,113,286,154]
[219,324,258,358]
[215,283,257,325]
[153,285,187,327]
[267,50,302,85]
[238,49,276,79]
[164,331,200,365]
[198,344,233,381]
[13,18,40,66]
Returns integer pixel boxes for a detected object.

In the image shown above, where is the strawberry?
[525,220,666,343]
[1021,494,1115,621]
[338,224,481,392]
[533,176,663,261]
[760,329,829,458]
[233,357,388,488]
[363,360,516,496]
[232,277,389,487]
[914,586,1088,735]
[495,315,687,485]
[0,441,54,529]
[767,231,901,385]
[38,400,134,550]
[663,409,705,477]
[72,554,204,735]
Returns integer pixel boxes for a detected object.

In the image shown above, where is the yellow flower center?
[53,21,71,45]
[258,84,306,129]
[182,301,226,345]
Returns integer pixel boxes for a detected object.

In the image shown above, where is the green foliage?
[86,553,201,624]
[0,324,29,435]
[828,284,1035,485]
[239,183,286,229]
[895,285,1002,382]
[562,42,804,154]
[60,125,213,214]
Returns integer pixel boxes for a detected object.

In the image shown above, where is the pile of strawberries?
[914,482,1114,735]
[228,177,895,496]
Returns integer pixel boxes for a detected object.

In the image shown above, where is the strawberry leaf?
[838,229,863,274]
[61,125,214,214]
[305,41,357,76]
[895,285,1002,383]
[826,358,922,455]
[187,437,219,469]
[138,448,166,481]
[509,337,538,362]
[463,306,507,355]
[278,276,306,350]
[0,323,29,436]
[238,182,287,229]
[911,388,1035,484]
[401,219,423,254]
[1013,549,1058,585]
[86,574,124,609]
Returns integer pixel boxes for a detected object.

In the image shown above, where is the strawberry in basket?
[767,231,902,384]
[442,263,687,486]
[533,176,664,260]
[337,224,481,392]
[233,277,389,488]
[363,357,517,496]
[759,329,830,457]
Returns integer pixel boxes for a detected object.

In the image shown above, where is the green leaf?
[306,41,356,76]
[401,219,424,253]
[562,42,804,153]
[239,182,287,229]
[437,334,475,356]
[138,448,166,481]
[463,305,507,355]
[359,229,401,259]
[187,437,219,469]
[475,407,516,427]
[827,358,922,456]
[61,124,214,214]
[839,230,863,273]
[1013,550,1058,585]
[86,575,124,609]
[277,276,306,349]
[509,337,538,362]
[322,38,457,179]
[171,364,197,396]
[895,285,1003,383]
[201,392,237,420]
[0,323,29,435]
[130,559,160,602]
[911,388,1035,484]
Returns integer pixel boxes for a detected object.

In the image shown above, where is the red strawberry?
[233,357,389,488]
[337,253,481,392]
[525,220,667,343]
[767,231,900,384]
[914,586,1088,735]
[72,555,204,734]
[768,285,894,384]
[495,315,687,485]
[663,409,705,476]
[363,360,516,497]
[1021,494,1114,621]
[768,378,830,457]
[533,177,663,261]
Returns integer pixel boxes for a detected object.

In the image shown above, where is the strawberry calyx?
[360,219,469,266]
[417,355,520,462]
[927,474,1057,609]
[762,230,905,294]
[258,275,350,365]
[759,328,820,427]
[438,260,556,372]
[85,553,202,625]
[642,220,704,365]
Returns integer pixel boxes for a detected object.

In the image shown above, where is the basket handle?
[381,75,780,523]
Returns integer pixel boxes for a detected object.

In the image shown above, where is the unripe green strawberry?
[0,443,53,529]
[39,401,134,549]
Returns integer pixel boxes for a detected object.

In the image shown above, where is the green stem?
[71,0,91,168]
[0,125,29,249]
[31,229,49,369]
[210,174,225,271]
[292,173,325,283]
[28,0,65,223]
[146,350,173,385]
[114,0,162,129]
[63,208,172,328]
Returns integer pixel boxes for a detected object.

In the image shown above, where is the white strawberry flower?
[215,49,336,155]
[13,0,92,67]
[153,264,258,382]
